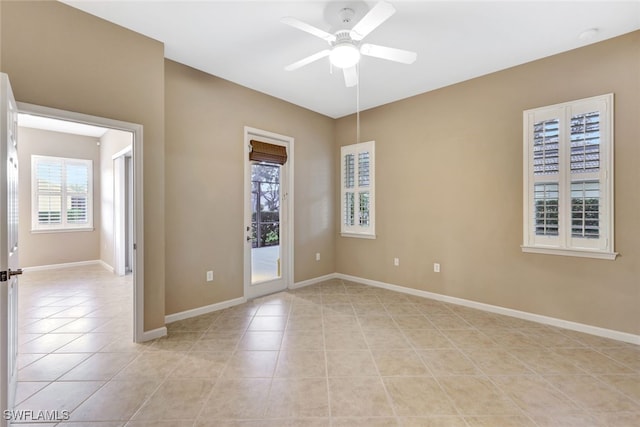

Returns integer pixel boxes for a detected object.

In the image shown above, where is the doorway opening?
[16,102,144,342]
[243,127,293,300]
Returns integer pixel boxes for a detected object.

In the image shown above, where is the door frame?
[113,145,133,276]
[243,126,294,299]
[17,102,145,343]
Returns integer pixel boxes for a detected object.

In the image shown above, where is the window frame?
[522,93,616,260]
[31,154,94,233]
[341,140,375,239]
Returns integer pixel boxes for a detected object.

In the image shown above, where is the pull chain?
[356,64,360,144]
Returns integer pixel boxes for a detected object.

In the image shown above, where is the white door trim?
[113,146,133,276]
[17,102,146,343]
[243,126,294,299]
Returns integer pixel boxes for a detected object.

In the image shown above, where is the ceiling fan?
[281,1,417,87]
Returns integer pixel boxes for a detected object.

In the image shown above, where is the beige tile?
[13,381,50,406]
[326,350,378,377]
[60,352,137,381]
[596,412,640,427]
[597,346,640,371]
[384,377,457,416]
[274,350,326,377]
[19,333,84,354]
[438,376,521,416]
[222,350,278,378]
[131,378,214,420]
[372,349,430,376]
[418,349,480,376]
[323,303,355,316]
[464,415,537,426]
[363,328,411,349]
[256,304,291,316]
[70,379,160,421]
[597,374,640,401]
[170,350,232,379]
[554,348,634,374]
[322,315,360,330]
[329,377,395,417]
[402,329,453,349]
[324,328,368,350]
[358,314,396,329]
[392,315,434,330]
[16,381,104,413]
[491,375,580,416]
[543,374,640,412]
[332,417,400,426]
[284,314,323,331]
[199,378,271,419]
[507,348,587,375]
[462,348,533,375]
[21,318,77,334]
[233,331,283,352]
[248,315,288,331]
[441,330,498,349]
[531,413,605,426]
[281,329,324,350]
[55,332,116,353]
[166,313,219,333]
[18,353,90,381]
[384,303,423,316]
[401,417,467,427]
[53,317,113,333]
[426,315,473,330]
[112,351,185,380]
[265,378,329,417]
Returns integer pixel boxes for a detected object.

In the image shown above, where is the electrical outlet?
[316,252,321,261]
[206,270,214,282]
[434,263,440,273]
[394,257,400,267]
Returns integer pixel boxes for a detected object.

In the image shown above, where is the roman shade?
[249,140,287,165]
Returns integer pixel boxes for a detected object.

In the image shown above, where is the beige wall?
[335,31,640,335]
[18,127,101,267]
[1,0,166,331]
[164,60,335,315]
[99,129,133,269]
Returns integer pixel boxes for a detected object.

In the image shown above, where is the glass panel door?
[251,162,281,284]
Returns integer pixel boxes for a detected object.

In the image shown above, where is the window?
[522,94,615,259]
[32,155,93,231]
[341,141,375,238]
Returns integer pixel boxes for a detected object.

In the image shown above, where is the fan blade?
[343,66,358,87]
[350,1,396,41]
[360,43,417,64]
[281,17,336,43]
[285,49,331,71]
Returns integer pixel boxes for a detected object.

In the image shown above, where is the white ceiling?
[18,113,109,137]
[62,1,640,118]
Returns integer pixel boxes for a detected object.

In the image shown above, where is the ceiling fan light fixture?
[330,43,360,69]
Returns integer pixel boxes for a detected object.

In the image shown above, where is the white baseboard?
[140,326,167,341]
[99,260,114,273]
[290,273,339,290]
[336,273,640,346]
[165,297,247,324]
[25,260,105,272]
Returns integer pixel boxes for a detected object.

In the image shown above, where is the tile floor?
[13,264,640,426]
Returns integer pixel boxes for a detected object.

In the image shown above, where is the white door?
[243,127,294,299]
[1,73,20,427]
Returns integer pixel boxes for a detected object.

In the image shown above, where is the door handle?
[8,268,22,277]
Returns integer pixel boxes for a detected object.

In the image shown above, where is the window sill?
[341,232,376,240]
[31,227,95,234]
[521,245,618,260]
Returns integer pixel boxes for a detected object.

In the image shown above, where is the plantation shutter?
[35,157,63,225]
[32,155,93,230]
[341,141,375,237]
[249,140,287,165]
